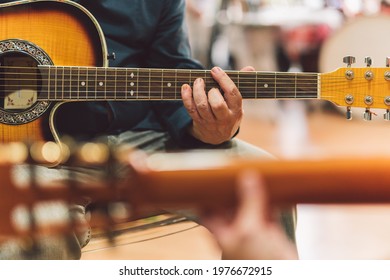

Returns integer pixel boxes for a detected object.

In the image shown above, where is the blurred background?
[185,0,390,260]
[82,0,390,260]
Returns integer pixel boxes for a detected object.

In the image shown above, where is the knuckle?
[196,102,209,110]
[230,86,240,96]
[186,107,197,115]
[212,101,226,112]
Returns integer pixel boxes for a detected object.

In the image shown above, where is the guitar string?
[0,66,380,87]
[0,76,359,87]
[0,67,383,101]
[0,78,374,88]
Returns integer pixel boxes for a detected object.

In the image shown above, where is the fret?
[116,68,127,100]
[176,69,191,93]
[62,67,72,99]
[104,67,107,99]
[96,68,106,100]
[294,73,297,98]
[48,66,56,100]
[125,68,128,99]
[256,72,275,99]
[78,67,87,100]
[105,68,116,99]
[255,72,258,99]
[297,73,318,98]
[136,68,139,99]
[236,72,256,99]
[149,69,162,100]
[114,68,117,100]
[161,69,164,99]
[70,67,79,100]
[61,66,65,100]
[174,69,178,100]
[85,67,97,100]
[54,66,64,101]
[125,69,137,99]
[276,73,296,98]
[274,72,277,98]
[147,69,152,99]
[162,69,176,100]
[137,69,150,99]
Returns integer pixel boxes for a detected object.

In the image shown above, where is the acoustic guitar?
[0,0,389,166]
[1,141,390,240]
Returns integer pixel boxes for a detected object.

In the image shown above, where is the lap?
[2,130,295,259]
[112,130,296,242]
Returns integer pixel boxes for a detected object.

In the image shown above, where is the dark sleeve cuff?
[164,105,199,147]
[167,106,241,149]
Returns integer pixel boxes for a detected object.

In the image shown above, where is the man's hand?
[181,66,254,145]
[199,171,299,260]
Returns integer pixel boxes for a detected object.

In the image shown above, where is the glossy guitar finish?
[0,0,106,147]
[1,1,390,167]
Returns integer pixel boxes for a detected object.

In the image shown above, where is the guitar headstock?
[321,56,390,120]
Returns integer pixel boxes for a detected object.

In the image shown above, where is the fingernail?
[181,84,190,91]
[212,67,222,73]
[194,78,203,85]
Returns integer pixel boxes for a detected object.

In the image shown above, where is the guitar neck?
[0,146,389,237]
[34,66,319,101]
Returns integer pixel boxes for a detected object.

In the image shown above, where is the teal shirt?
[0,0,204,145]
[61,0,204,146]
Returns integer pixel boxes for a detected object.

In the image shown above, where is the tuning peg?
[346,107,352,120]
[365,56,372,67]
[363,109,372,121]
[384,109,390,121]
[343,56,356,67]
[343,56,355,80]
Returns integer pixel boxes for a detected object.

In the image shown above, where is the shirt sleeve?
[145,0,207,147]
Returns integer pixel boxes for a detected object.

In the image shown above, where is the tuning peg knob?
[343,56,356,67]
[365,56,372,67]
[346,107,352,120]
[364,109,372,121]
[384,109,390,121]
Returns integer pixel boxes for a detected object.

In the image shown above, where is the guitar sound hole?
[0,52,41,112]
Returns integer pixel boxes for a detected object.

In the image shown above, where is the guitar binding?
[0,39,52,125]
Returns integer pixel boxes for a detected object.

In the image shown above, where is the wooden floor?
[82,100,390,260]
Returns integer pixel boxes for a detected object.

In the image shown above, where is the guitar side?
[0,0,107,146]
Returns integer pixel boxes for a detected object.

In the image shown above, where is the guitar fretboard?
[3,66,320,101]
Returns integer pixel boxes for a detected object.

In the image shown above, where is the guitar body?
[0,1,389,164]
[0,0,106,145]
